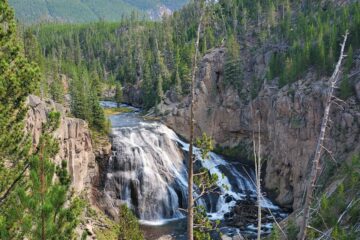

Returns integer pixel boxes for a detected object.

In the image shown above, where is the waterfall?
[104,121,188,223]
[101,101,285,235]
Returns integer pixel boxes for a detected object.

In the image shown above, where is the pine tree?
[23,29,44,72]
[49,64,64,103]
[15,111,84,239]
[89,90,106,132]
[90,69,102,97]
[156,74,164,103]
[0,0,38,210]
[115,82,123,107]
[345,44,353,73]
[241,7,249,32]
[118,205,144,240]
[142,62,156,109]
[267,2,276,35]
[174,48,183,96]
[256,2,262,28]
[224,34,242,89]
[175,68,182,96]
[69,67,90,122]
[339,75,354,99]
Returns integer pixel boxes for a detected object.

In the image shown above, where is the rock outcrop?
[26,95,102,194]
[159,48,360,210]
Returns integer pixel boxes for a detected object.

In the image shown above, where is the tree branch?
[0,162,29,206]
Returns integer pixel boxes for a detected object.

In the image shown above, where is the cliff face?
[160,48,360,210]
[26,95,102,194]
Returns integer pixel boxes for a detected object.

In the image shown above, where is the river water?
[100,101,286,239]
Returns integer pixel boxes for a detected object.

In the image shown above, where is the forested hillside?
[2,0,360,239]
[32,0,360,110]
[9,0,188,23]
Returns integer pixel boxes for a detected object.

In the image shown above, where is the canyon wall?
[26,95,110,195]
[159,47,360,210]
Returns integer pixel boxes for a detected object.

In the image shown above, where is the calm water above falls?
[100,101,286,239]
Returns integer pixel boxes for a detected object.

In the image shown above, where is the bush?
[118,205,144,240]
[309,154,360,239]
[339,76,354,100]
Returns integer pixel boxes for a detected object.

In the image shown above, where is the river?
[100,101,286,239]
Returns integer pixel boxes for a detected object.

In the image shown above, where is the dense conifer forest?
[27,0,360,112]
[1,0,360,239]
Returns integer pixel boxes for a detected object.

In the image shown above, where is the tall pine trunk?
[298,31,348,240]
[187,2,205,239]
[40,141,46,240]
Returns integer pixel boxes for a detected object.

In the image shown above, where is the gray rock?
[27,94,42,107]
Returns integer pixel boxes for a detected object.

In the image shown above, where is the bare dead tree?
[299,31,349,240]
[253,121,262,240]
[188,1,205,239]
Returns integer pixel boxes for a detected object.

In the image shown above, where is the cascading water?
[101,101,286,238]
[104,119,188,222]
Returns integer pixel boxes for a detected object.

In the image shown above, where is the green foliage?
[118,205,144,240]
[286,219,299,240]
[309,154,360,239]
[0,1,39,237]
[115,82,123,107]
[196,133,214,160]
[56,160,71,187]
[28,0,222,110]
[67,64,107,132]
[267,2,360,87]
[193,133,223,238]
[49,63,65,103]
[339,76,354,100]
[345,45,354,73]
[194,205,220,240]
[0,0,38,160]
[0,111,84,239]
[103,107,133,116]
[269,225,280,240]
[26,0,360,107]
[16,111,84,239]
[214,142,253,162]
[224,34,242,90]
[14,0,360,137]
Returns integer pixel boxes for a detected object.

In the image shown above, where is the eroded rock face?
[160,48,360,210]
[26,95,97,193]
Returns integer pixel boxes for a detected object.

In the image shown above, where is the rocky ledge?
[26,95,111,196]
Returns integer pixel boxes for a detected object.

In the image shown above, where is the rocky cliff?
[159,47,360,210]
[26,95,111,195]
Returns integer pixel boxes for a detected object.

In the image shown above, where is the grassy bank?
[103,107,133,116]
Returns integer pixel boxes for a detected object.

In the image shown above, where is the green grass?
[103,107,133,116]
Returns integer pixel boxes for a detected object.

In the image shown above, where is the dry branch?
[298,31,349,240]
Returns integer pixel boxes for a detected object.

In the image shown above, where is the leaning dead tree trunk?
[299,31,349,240]
[187,1,205,240]
[253,121,262,240]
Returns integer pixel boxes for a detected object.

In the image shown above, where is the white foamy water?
[100,101,284,235]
